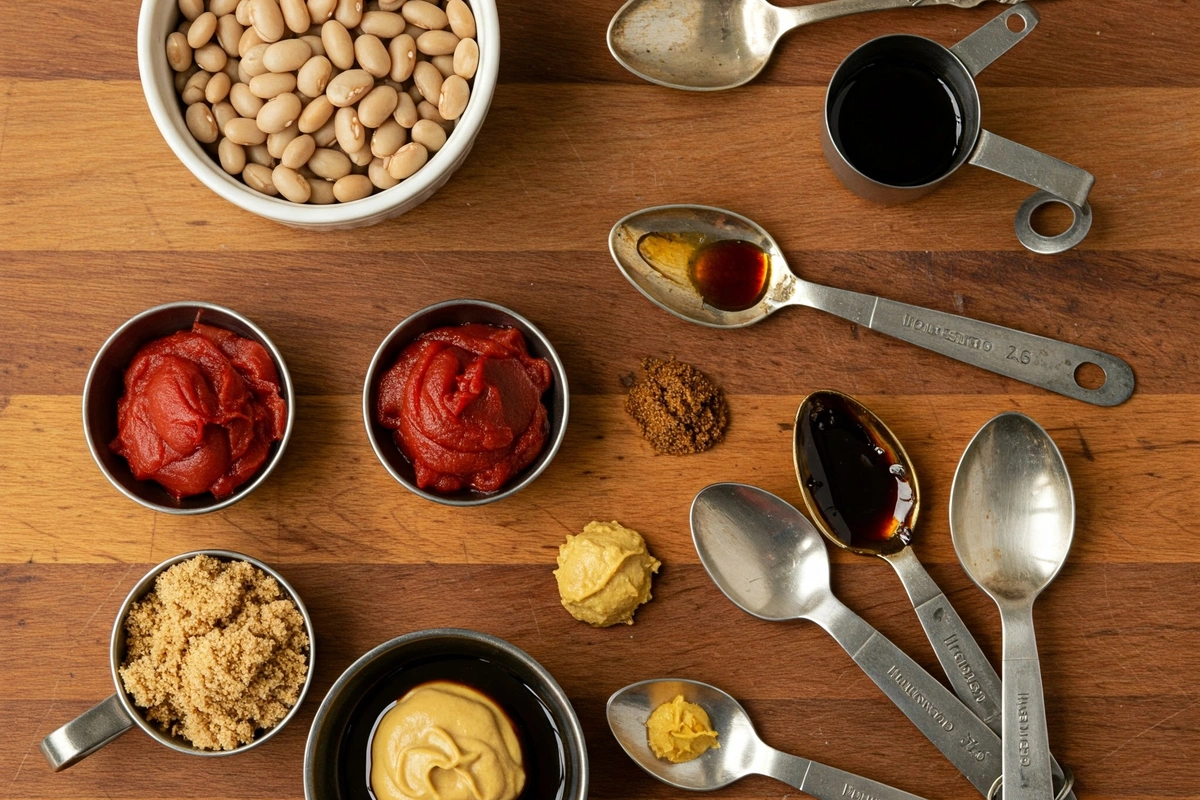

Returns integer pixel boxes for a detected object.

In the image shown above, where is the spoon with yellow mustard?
[608,678,930,800]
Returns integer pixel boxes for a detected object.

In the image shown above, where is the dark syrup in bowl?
[830,57,964,187]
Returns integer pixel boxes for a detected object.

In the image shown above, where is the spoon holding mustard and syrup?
[609,204,1134,406]
[794,390,1075,799]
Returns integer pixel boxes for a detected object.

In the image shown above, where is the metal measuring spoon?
[610,204,1135,406]
[691,483,1003,796]
[606,0,1025,91]
[607,678,931,800]
[794,390,1077,800]
[951,413,1075,800]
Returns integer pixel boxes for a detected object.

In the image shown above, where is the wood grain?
[2,0,1199,798]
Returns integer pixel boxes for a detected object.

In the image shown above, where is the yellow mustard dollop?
[553,520,661,627]
[370,681,525,800]
[646,695,720,763]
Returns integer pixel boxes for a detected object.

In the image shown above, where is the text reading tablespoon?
[610,204,1135,406]
[691,482,1002,796]
[608,678,931,800]
[951,413,1075,800]
[794,390,1077,800]
[606,0,1024,91]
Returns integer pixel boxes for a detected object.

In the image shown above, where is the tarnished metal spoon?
[951,413,1075,800]
[607,0,1024,91]
[607,678,931,800]
[609,204,1135,406]
[691,482,1004,796]
[794,389,1076,800]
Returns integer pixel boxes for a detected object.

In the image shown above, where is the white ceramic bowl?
[136,0,499,230]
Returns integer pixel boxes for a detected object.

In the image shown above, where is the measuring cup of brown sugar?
[39,550,314,771]
[822,5,1094,254]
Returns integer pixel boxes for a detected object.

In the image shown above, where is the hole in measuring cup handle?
[1015,191,1093,254]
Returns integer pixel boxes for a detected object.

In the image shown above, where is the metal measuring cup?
[39,550,315,771]
[821,5,1094,254]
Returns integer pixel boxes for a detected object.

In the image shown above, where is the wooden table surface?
[3,0,1199,798]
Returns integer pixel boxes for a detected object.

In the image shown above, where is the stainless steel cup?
[39,550,315,771]
[822,5,1094,254]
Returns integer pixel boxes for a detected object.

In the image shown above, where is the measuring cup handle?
[969,130,1095,208]
[40,694,135,772]
[950,4,1039,76]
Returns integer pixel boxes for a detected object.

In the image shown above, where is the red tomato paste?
[376,324,553,494]
[110,322,288,500]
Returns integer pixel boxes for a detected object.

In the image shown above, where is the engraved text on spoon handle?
[811,598,1002,796]
[886,548,1005,730]
[763,748,933,800]
[792,284,1135,406]
[1000,604,1056,800]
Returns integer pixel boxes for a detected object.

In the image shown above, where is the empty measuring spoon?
[951,413,1075,800]
[691,482,1003,796]
[608,678,930,800]
[795,390,1076,800]
[607,0,1024,91]
[610,204,1134,406]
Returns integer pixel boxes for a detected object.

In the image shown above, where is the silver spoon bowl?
[691,483,1006,796]
[608,678,930,800]
[607,0,1024,91]
[951,413,1075,800]
[610,204,1135,406]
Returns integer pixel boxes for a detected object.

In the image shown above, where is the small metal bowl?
[41,549,315,771]
[363,299,569,506]
[83,301,295,514]
[303,628,588,800]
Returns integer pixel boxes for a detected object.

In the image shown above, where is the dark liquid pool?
[338,655,568,800]
[797,393,915,549]
[830,57,964,187]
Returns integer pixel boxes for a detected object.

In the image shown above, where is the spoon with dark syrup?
[609,204,1134,406]
[794,390,1076,800]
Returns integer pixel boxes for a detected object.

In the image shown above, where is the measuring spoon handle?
[886,548,1005,728]
[793,283,1135,406]
[762,748,932,800]
[811,597,1002,796]
[777,0,1018,35]
[1001,605,1056,800]
[886,549,1079,800]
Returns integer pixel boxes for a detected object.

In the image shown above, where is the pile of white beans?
[167,0,478,203]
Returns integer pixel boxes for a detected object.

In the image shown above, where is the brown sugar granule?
[119,555,309,751]
[625,357,729,455]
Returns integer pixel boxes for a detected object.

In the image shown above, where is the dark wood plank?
[1,247,1197,397]
[2,564,1198,798]
[2,0,1198,87]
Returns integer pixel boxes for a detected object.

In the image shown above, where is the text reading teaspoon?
[607,678,930,800]
[609,204,1134,406]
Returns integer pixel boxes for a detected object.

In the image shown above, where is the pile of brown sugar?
[119,555,309,751]
[625,357,729,455]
